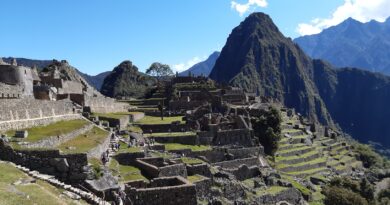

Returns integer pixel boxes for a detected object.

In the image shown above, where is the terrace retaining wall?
[23,123,94,149]
[0,139,89,184]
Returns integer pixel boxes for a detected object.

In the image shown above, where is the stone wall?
[255,187,303,205]
[114,152,146,166]
[213,129,254,147]
[138,124,189,133]
[129,112,145,122]
[98,115,129,130]
[193,177,212,198]
[84,96,129,114]
[0,65,34,97]
[0,82,23,99]
[125,176,197,205]
[153,134,198,145]
[135,158,187,178]
[0,139,89,184]
[212,157,259,169]
[0,98,77,131]
[24,123,94,149]
[87,130,111,159]
[186,163,212,178]
[228,164,260,181]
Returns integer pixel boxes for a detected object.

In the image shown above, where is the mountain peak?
[241,12,280,35]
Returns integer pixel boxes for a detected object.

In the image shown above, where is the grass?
[116,141,143,154]
[57,126,108,154]
[127,125,143,133]
[255,186,288,196]
[136,116,184,125]
[149,151,175,159]
[5,119,89,143]
[181,157,204,165]
[163,143,211,152]
[0,162,88,205]
[275,150,318,162]
[287,167,329,176]
[281,175,311,197]
[276,157,327,170]
[109,159,147,182]
[187,174,206,183]
[93,112,142,120]
[145,132,195,138]
[277,146,313,155]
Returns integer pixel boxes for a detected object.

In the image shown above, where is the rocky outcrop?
[100,61,156,98]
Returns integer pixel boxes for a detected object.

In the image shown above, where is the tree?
[252,107,282,155]
[322,186,368,205]
[146,62,174,82]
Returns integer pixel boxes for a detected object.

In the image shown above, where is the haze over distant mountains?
[294,17,390,75]
[209,12,390,150]
[179,51,220,77]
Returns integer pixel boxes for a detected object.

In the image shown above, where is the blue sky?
[1,0,389,75]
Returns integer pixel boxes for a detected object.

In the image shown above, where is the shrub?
[252,107,282,155]
[322,186,368,205]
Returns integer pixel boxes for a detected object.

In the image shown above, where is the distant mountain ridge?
[2,57,52,69]
[179,51,220,77]
[209,12,390,149]
[294,17,390,75]
[77,71,111,91]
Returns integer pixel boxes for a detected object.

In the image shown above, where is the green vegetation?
[109,159,147,182]
[187,174,206,183]
[57,127,108,154]
[6,119,89,143]
[93,112,142,120]
[282,175,311,199]
[145,132,195,137]
[181,157,204,165]
[136,115,184,124]
[0,162,88,205]
[255,186,288,196]
[128,125,143,133]
[353,143,390,169]
[163,143,211,152]
[252,107,282,156]
[322,177,377,205]
[116,141,143,154]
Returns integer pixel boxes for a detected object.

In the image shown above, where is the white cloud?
[297,0,390,36]
[172,56,207,72]
[231,0,268,16]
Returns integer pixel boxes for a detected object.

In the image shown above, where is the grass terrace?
[57,126,108,154]
[163,143,211,152]
[136,115,184,125]
[144,132,195,137]
[0,162,88,205]
[187,174,207,183]
[116,141,143,154]
[5,119,89,143]
[181,157,204,165]
[109,159,147,182]
[93,112,143,120]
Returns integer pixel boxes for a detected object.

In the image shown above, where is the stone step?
[277,146,315,157]
[277,152,321,165]
[280,159,327,173]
